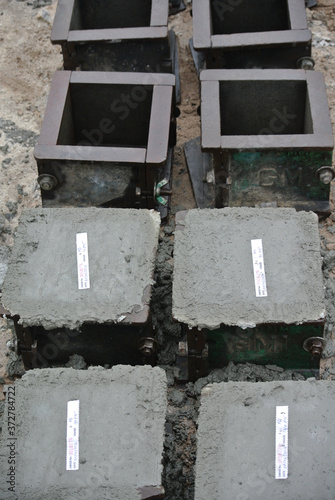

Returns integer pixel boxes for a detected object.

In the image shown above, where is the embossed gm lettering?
[259,168,278,187]
[225,332,288,354]
[258,167,303,187]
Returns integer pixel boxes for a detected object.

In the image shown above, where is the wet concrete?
[0,365,167,500]
[172,208,325,329]
[2,208,160,330]
[195,379,335,500]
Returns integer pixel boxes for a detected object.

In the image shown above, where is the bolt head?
[301,60,314,70]
[297,57,315,70]
[311,346,322,357]
[303,337,325,357]
[138,337,158,357]
[37,174,58,191]
[319,171,333,185]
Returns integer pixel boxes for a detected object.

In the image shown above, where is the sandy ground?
[0,1,335,497]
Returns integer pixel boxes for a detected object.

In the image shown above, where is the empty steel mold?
[192,0,313,70]
[185,69,334,215]
[172,208,326,381]
[51,0,178,76]
[2,208,161,370]
[34,71,176,216]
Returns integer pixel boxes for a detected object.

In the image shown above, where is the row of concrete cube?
[0,366,333,499]
[1,207,325,380]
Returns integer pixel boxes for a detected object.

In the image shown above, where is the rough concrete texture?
[0,245,11,290]
[173,208,325,329]
[152,223,182,366]
[195,379,335,500]
[0,365,167,500]
[2,208,160,329]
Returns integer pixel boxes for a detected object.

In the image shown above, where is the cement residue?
[173,208,325,330]
[3,320,25,378]
[152,224,182,366]
[0,365,167,500]
[186,361,309,397]
[2,208,160,330]
[65,353,87,370]
[163,399,197,500]
[0,245,11,289]
[318,222,335,367]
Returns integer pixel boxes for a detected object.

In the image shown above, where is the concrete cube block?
[2,208,160,369]
[195,379,335,500]
[0,366,167,500]
[173,208,325,374]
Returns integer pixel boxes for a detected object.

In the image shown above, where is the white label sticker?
[251,239,267,297]
[66,400,80,471]
[76,233,90,290]
[275,405,289,479]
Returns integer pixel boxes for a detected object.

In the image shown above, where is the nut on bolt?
[297,57,315,70]
[316,167,335,185]
[138,337,158,357]
[303,337,326,358]
[37,174,58,191]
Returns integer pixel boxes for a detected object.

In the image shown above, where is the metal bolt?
[205,170,215,185]
[37,174,58,191]
[138,337,158,357]
[316,167,335,185]
[297,57,315,70]
[303,337,326,358]
[154,179,172,206]
[320,171,333,184]
[202,343,209,358]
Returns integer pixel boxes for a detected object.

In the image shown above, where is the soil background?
[0,1,335,498]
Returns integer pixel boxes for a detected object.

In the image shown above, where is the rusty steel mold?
[192,0,313,69]
[2,208,161,370]
[185,69,334,215]
[51,0,179,86]
[34,71,176,217]
[172,209,326,381]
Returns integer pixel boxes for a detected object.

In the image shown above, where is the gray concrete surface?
[172,208,325,329]
[195,379,335,500]
[2,208,160,329]
[0,245,11,290]
[0,365,167,500]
